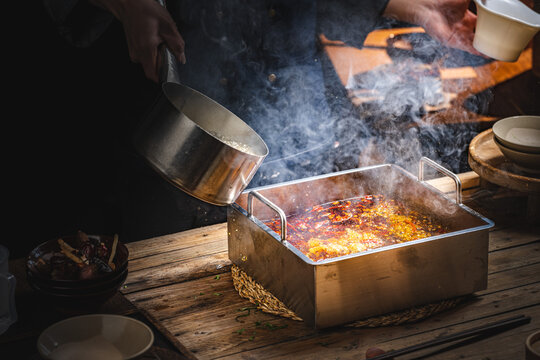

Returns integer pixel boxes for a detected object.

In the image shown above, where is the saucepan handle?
[418,156,462,204]
[248,191,288,242]
[156,0,180,84]
[158,45,181,85]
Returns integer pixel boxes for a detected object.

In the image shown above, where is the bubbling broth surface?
[265,195,448,261]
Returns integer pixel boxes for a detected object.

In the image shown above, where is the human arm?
[89,0,186,82]
[383,0,481,55]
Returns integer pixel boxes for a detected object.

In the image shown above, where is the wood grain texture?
[425,171,480,195]
[122,223,231,294]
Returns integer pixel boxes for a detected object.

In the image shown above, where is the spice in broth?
[264,195,447,261]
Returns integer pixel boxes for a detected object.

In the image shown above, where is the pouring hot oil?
[208,131,255,155]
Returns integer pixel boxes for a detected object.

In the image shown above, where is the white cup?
[0,245,17,335]
[473,0,540,62]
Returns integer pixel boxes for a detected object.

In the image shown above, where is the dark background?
[7,1,539,260]
[7,1,164,258]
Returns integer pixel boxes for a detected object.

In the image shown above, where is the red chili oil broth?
[263,195,448,261]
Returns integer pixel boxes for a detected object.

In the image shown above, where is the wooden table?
[2,174,539,359]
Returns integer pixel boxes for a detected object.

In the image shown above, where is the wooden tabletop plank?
[127,238,228,273]
[124,251,540,360]
[488,226,540,251]
[211,285,540,360]
[481,261,540,295]
[131,279,539,359]
[374,308,540,360]
[488,241,540,273]
[125,272,314,359]
[214,307,540,360]
[123,252,231,294]
[122,223,230,293]
[126,223,228,260]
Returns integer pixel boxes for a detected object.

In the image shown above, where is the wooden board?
[469,129,540,193]
[121,187,540,360]
[321,27,532,98]
[320,26,533,127]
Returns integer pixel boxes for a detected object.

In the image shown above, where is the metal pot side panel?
[313,230,488,328]
[228,206,316,323]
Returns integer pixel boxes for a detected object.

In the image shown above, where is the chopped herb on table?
[235,307,258,322]
[256,322,288,331]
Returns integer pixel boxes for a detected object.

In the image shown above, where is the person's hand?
[90,0,186,82]
[384,0,482,56]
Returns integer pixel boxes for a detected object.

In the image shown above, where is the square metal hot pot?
[227,158,494,328]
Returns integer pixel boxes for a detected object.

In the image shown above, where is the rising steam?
[172,3,493,189]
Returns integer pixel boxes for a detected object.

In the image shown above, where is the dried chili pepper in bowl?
[25,231,129,309]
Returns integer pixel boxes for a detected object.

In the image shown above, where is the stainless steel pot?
[133,30,268,206]
[229,158,494,328]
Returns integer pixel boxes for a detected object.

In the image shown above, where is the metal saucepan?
[133,13,268,206]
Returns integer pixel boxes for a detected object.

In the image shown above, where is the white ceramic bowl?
[493,115,540,154]
[37,314,154,360]
[473,0,540,62]
[494,137,540,173]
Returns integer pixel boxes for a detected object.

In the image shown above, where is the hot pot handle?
[248,191,288,242]
[418,157,463,205]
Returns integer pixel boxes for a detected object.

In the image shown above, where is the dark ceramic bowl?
[27,276,128,310]
[26,267,128,294]
[26,234,128,286]
[27,269,128,297]
[26,234,129,309]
